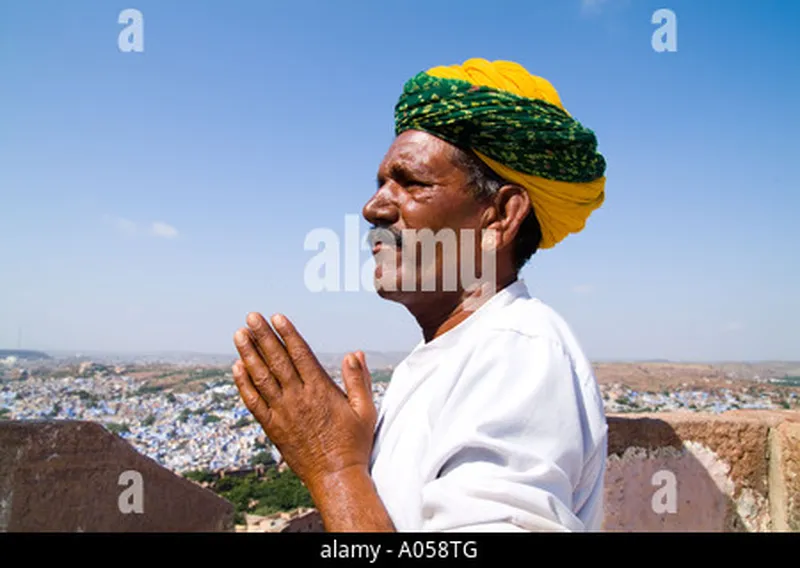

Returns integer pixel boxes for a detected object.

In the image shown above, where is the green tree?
[202,467,314,525]
[183,469,215,484]
[372,370,393,383]
[74,390,97,403]
[105,422,130,435]
[259,468,314,512]
[250,451,275,467]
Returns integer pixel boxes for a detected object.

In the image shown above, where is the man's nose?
[362,186,399,226]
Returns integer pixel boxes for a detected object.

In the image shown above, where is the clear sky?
[1,0,798,361]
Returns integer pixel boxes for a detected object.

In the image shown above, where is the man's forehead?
[378,130,456,174]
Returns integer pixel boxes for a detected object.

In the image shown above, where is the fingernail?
[271,314,286,329]
[246,313,260,328]
[234,330,248,345]
[348,354,360,370]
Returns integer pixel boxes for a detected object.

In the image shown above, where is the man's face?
[362,130,493,305]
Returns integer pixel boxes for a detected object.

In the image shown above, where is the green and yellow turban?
[394,58,606,250]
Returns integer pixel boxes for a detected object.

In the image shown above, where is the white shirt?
[369,279,608,532]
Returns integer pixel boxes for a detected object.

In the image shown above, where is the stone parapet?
[604,410,799,531]
[0,420,235,532]
[2,411,797,532]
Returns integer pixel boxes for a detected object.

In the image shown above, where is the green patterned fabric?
[394,72,606,184]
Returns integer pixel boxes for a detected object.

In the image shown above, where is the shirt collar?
[405,278,531,358]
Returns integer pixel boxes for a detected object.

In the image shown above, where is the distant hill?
[44,351,237,366]
[10,349,800,371]
[40,350,411,369]
[0,350,52,360]
[314,351,410,369]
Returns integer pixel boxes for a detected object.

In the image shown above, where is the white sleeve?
[418,330,601,533]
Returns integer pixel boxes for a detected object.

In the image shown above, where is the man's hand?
[232,312,377,491]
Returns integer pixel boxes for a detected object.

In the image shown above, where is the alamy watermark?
[118,9,144,53]
[118,470,144,514]
[651,469,678,514]
[652,9,677,53]
[303,215,499,312]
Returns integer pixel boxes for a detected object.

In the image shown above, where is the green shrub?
[202,467,314,524]
[233,417,251,428]
[183,469,215,484]
[105,422,130,435]
[250,451,275,467]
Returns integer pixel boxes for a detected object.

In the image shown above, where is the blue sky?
[1,0,798,361]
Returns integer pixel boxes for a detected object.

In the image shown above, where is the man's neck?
[411,274,518,343]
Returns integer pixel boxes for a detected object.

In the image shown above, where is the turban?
[394,58,606,250]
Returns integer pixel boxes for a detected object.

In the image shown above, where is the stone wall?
[0,420,235,532]
[603,410,799,531]
[239,410,800,532]
[2,411,797,532]
[282,411,800,532]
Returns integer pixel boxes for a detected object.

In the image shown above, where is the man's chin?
[373,276,402,300]
[372,266,410,302]
[374,286,397,301]
[373,275,447,304]
[373,263,450,296]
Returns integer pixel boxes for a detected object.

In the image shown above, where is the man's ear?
[482,184,531,251]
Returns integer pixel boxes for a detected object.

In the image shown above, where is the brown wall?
[268,411,800,533]
[604,410,799,531]
[0,420,235,532]
[2,411,797,532]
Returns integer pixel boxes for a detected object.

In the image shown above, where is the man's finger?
[234,328,282,401]
[341,352,376,423]
[356,351,372,393]
[245,312,303,389]
[232,360,272,427]
[271,314,325,383]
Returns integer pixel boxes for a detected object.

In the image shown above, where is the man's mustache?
[367,225,403,248]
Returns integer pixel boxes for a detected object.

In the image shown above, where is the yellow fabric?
[426,58,568,114]
[475,152,606,250]
[424,58,605,250]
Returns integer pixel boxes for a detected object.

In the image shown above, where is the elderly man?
[231,58,608,532]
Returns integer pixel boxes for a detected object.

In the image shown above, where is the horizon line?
[2,348,798,365]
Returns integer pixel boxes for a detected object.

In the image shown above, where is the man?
[231,58,608,532]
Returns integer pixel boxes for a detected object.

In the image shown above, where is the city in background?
[2,0,798,532]
[4,350,799,476]
[2,348,798,525]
